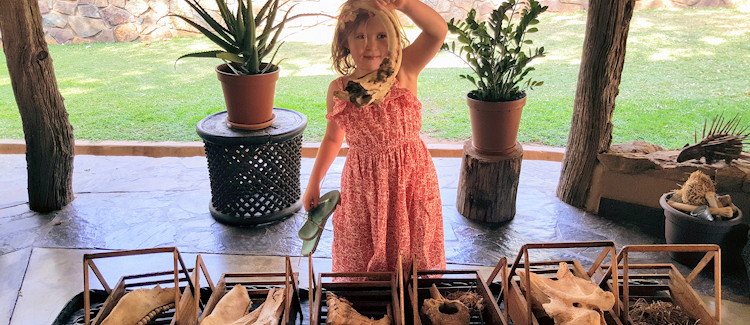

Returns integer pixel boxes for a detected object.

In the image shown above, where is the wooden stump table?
[457,140,523,223]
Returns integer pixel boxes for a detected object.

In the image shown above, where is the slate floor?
[1,154,748,324]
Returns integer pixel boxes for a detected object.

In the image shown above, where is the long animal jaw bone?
[333,0,403,107]
[201,284,252,325]
[101,285,177,325]
[325,292,392,325]
[421,284,471,325]
[516,262,615,325]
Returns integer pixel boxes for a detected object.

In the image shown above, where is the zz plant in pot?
[442,0,547,154]
[172,0,298,130]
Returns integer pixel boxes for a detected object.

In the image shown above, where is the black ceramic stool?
[197,108,306,225]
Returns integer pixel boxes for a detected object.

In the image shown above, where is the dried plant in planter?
[677,114,749,164]
[674,170,716,206]
[668,170,736,220]
[628,298,699,325]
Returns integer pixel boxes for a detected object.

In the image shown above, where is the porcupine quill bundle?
[677,114,749,164]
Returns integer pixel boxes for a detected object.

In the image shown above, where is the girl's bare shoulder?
[328,76,347,92]
[326,77,345,111]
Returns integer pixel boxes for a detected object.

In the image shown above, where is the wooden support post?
[556,0,635,208]
[0,0,75,212]
[457,141,523,223]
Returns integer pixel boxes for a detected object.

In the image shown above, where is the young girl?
[303,0,447,273]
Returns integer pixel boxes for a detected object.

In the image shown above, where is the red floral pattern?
[327,78,446,273]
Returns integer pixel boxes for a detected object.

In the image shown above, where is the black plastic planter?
[660,192,743,266]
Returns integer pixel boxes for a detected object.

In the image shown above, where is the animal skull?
[516,262,615,325]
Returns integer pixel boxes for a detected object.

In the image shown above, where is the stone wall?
[0,0,748,45]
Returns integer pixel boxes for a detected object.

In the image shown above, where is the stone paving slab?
[0,248,29,325]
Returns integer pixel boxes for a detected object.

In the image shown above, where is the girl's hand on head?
[303,186,321,212]
[374,0,407,11]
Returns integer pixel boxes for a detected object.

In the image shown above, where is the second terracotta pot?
[467,95,526,155]
[216,63,279,130]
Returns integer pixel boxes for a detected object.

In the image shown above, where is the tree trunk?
[556,0,635,208]
[0,0,74,212]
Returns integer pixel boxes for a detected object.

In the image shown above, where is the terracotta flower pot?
[216,63,279,130]
[467,95,526,155]
[660,192,743,266]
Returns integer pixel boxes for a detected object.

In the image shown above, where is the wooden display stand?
[457,140,523,223]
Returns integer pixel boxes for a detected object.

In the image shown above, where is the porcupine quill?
[677,114,750,164]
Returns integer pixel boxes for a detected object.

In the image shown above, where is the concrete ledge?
[0,139,565,162]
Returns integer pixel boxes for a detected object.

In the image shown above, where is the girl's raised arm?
[378,0,447,78]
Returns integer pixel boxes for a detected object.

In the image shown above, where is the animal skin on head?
[333,0,403,107]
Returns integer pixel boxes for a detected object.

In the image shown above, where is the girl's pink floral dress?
[327,77,446,273]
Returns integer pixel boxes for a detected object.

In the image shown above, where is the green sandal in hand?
[299,190,340,256]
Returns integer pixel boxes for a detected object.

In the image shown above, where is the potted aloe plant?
[173,0,296,130]
[442,0,547,154]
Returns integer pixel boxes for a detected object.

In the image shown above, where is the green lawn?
[1,8,749,149]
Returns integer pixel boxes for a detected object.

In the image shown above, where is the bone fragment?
[231,287,285,325]
[101,285,177,325]
[516,262,615,325]
[717,194,732,207]
[446,291,484,311]
[229,304,261,325]
[325,292,391,325]
[201,284,251,325]
[667,201,734,218]
[705,192,719,208]
[421,284,470,325]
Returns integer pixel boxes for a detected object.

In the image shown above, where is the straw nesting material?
[628,298,698,325]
